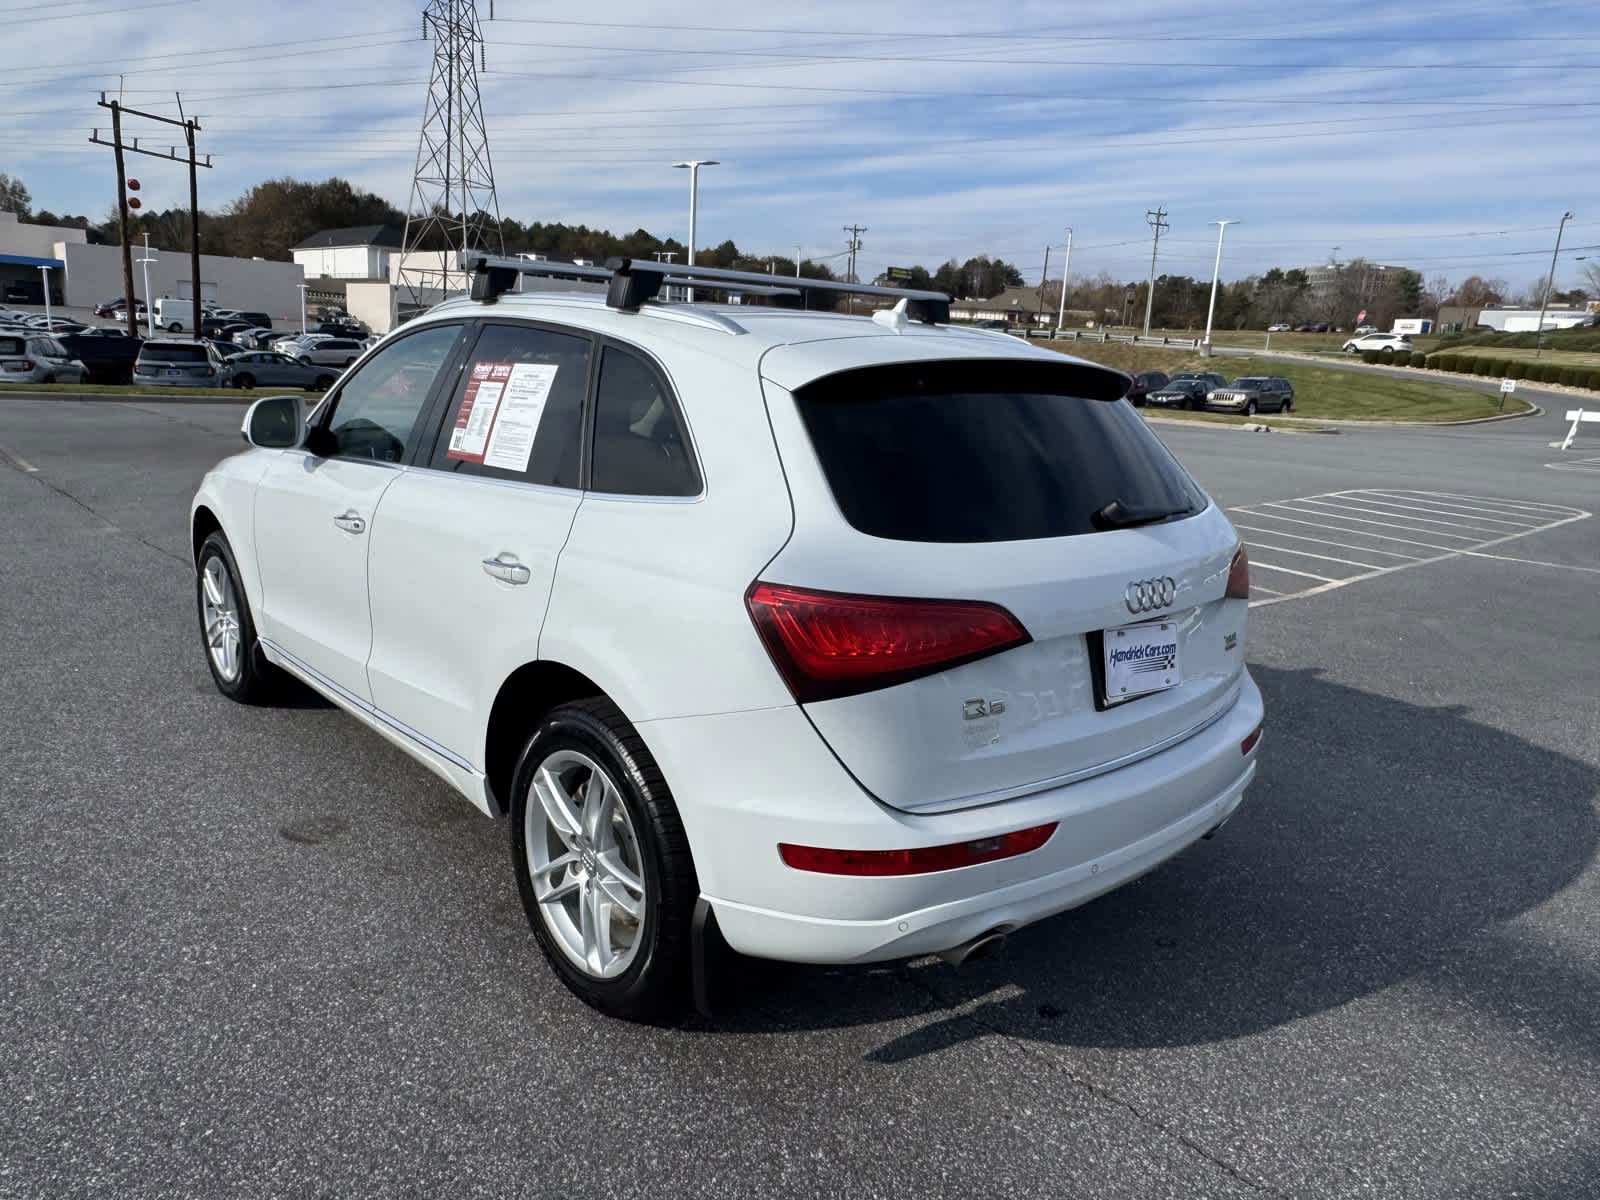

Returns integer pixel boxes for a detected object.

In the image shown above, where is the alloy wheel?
[524,749,647,979]
[200,557,243,682]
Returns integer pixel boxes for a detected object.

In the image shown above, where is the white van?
[155,297,212,333]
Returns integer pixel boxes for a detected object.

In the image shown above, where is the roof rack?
[459,253,950,324]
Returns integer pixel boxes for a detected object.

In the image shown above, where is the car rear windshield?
[140,344,209,363]
[791,359,1205,543]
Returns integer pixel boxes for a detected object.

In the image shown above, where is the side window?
[323,323,462,463]
[590,346,700,498]
[427,322,591,488]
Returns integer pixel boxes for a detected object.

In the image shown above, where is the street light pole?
[297,283,309,335]
[137,234,157,338]
[1202,219,1237,357]
[672,159,719,302]
[1535,210,1573,359]
[39,266,52,328]
[1054,227,1074,336]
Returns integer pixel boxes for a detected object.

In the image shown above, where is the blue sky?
[6,0,1599,292]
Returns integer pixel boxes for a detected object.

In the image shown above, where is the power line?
[0,0,196,25]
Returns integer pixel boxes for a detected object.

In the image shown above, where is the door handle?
[482,554,531,585]
[332,511,366,535]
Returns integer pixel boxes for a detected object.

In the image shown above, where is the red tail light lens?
[746,582,1031,703]
[1225,545,1250,600]
[779,823,1057,876]
[1241,722,1263,755]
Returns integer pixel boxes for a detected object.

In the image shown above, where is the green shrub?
[1410,351,1429,368]
[1436,353,1462,372]
[1507,360,1528,380]
[1475,358,1497,377]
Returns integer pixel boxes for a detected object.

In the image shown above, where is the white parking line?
[1229,523,1424,560]
[1245,542,1387,570]
[1289,497,1504,536]
[1545,455,1600,475]
[1228,489,1592,607]
[0,442,39,473]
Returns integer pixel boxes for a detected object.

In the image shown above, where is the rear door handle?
[332,511,365,535]
[482,554,531,585]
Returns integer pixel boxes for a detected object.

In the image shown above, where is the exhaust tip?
[937,925,1013,968]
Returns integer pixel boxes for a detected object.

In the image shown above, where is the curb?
[1143,415,1339,436]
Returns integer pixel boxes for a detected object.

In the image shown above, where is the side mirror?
[241,394,305,449]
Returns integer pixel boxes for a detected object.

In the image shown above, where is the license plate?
[1102,620,1181,702]
[166,369,182,377]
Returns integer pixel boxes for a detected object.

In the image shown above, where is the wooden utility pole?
[91,94,211,337]
[108,102,139,338]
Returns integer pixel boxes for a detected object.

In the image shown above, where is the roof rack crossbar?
[458,252,949,323]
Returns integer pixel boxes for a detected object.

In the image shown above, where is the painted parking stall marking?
[1547,453,1600,474]
[1228,489,1591,607]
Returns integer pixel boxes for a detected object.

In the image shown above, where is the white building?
[0,211,88,303]
[55,242,304,320]
[291,225,401,281]
[1474,306,1594,333]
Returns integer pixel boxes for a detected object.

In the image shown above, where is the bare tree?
[1583,260,1600,297]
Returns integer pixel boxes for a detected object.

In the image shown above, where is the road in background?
[1,398,1596,1198]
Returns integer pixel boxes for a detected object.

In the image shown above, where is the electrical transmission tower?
[399,0,504,313]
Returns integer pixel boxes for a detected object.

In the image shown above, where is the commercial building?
[1437,304,1595,333]
[0,211,305,320]
[949,287,1053,327]
[291,225,402,281]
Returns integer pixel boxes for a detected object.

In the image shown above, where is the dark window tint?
[0,336,25,355]
[139,343,208,363]
[589,346,699,497]
[429,322,590,488]
[326,323,460,463]
[793,360,1204,543]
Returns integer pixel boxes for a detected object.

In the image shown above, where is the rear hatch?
[136,343,214,381]
[756,352,1248,814]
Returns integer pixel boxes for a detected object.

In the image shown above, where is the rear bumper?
[639,671,1263,965]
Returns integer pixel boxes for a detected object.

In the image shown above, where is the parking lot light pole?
[137,235,157,338]
[1055,227,1073,336]
[1202,219,1237,358]
[297,284,309,335]
[39,266,52,328]
[1534,210,1573,359]
[672,160,718,302]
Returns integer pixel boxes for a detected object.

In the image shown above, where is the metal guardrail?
[1001,327,1202,348]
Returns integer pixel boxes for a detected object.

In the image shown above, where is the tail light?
[779,823,1057,876]
[746,582,1031,704]
[1241,722,1263,756]
[5,359,34,371]
[1225,545,1250,600]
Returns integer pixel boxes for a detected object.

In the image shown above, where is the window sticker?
[447,361,512,462]
[481,362,560,473]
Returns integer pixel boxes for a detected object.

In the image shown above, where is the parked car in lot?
[1265,323,1292,333]
[241,327,285,350]
[59,332,144,384]
[1123,370,1170,406]
[1169,370,1229,392]
[313,320,368,339]
[1206,376,1294,414]
[1352,324,1377,335]
[273,333,330,355]
[94,297,145,318]
[221,351,338,392]
[1342,332,1414,355]
[133,339,224,387]
[190,273,1262,1020]
[293,337,364,368]
[0,332,89,384]
[1143,378,1214,410]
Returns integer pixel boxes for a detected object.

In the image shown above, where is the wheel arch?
[191,504,223,564]
[483,660,613,817]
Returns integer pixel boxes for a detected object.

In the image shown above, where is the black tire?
[1282,397,1294,413]
[168,321,183,333]
[343,357,356,367]
[509,698,698,1022]
[195,531,283,705]
[234,373,255,390]
[1245,399,1257,415]
[1380,346,1394,357]
[314,374,335,391]
[42,373,55,384]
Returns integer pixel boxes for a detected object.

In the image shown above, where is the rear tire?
[315,374,335,391]
[1282,397,1294,413]
[509,698,698,1022]
[233,373,255,390]
[195,532,284,705]
[168,321,183,333]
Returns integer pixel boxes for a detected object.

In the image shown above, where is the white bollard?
[1558,408,1600,451]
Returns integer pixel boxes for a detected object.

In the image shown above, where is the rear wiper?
[1090,499,1188,531]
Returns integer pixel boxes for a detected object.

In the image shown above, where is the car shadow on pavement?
[705,664,1599,1058]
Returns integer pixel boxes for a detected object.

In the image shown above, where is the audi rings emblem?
[1124,576,1178,614]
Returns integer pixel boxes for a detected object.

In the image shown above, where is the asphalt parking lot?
[2,396,1596,1198]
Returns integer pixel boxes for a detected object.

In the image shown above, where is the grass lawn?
[1113,329,1445,356]
[1044,340,1528,422]
[0,382,319,400]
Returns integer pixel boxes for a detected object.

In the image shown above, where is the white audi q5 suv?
[190,260,1262,1020]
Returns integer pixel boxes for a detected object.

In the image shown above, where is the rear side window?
[589,346,699,497]
[793,360,1204,543]
[428,322,591,488]
[0,336,25,355]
